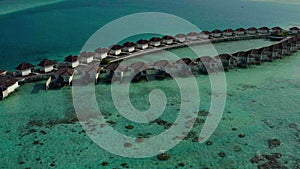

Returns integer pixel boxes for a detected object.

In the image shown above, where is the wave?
[0,0,65,16]
[247,0,300,5]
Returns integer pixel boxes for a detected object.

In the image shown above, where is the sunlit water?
[1,40,299,168]
[0,0,300,168]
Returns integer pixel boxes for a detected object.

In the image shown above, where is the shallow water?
[1,43,299,168]
[1,0,300,168]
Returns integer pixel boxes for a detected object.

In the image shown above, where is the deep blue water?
[0,0,300,70]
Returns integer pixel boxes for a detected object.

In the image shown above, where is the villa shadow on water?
[30,82,45,94]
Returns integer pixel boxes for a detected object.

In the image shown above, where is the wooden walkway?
[110,34,269,63]
[16,72,53,83]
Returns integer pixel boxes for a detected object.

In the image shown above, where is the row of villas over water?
[229,36,299,68]
[93,26,300,60]
[104,57,228,82]
[7,26,300,78]
[0,26,299,99]
[186,27,297,39]
[72,26,296,60]
[104,35,300,82]
[2,53,102,90]
[52,26,300,67]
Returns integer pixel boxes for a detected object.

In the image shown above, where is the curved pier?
[1,26,300,99]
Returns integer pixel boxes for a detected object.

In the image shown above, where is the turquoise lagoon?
[1,40,299,169]
[0,0,300,169]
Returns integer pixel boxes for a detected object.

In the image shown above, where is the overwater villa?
[38,59,57,73]
[175,34,186,43]
[233,51,248,68]
[128,62,149,81]
[199,31,210,39]
[0,76,19,100]
[247,49,262,65]
[290,27,300,34]
[282,42,290,55]
[270,27,286,41]
[235,28,246,36]
[247,53,256,65]
[246,27,258,35]
[50,67,74,88]
[271,26,283,33]
[287,38,298,52]
[275,44,285,59]
[109,44,123,56]
[162,35,175,45]
[285,42,293,55]
[270,45,280,59]
[136,39,149,49]
[79,65,101,84]
[65,55,79,68]
[276,44,287,57]
[94,48,109,59]
[15,62,35,76]
[149,37,162,47]
[152,60,174,79]
[259,46,272,62]
[258,27,270,34]
[175,58,198,76]
[211,30,222,38]
[187,32,198,40]
[287,42,297,53]
[218,54,237,70]
[123,42,136,52]
[105,62,127,82]
[223,29,235,36]
[199,56,220,72]
[80,52,95,64]
[280,42,291,56]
